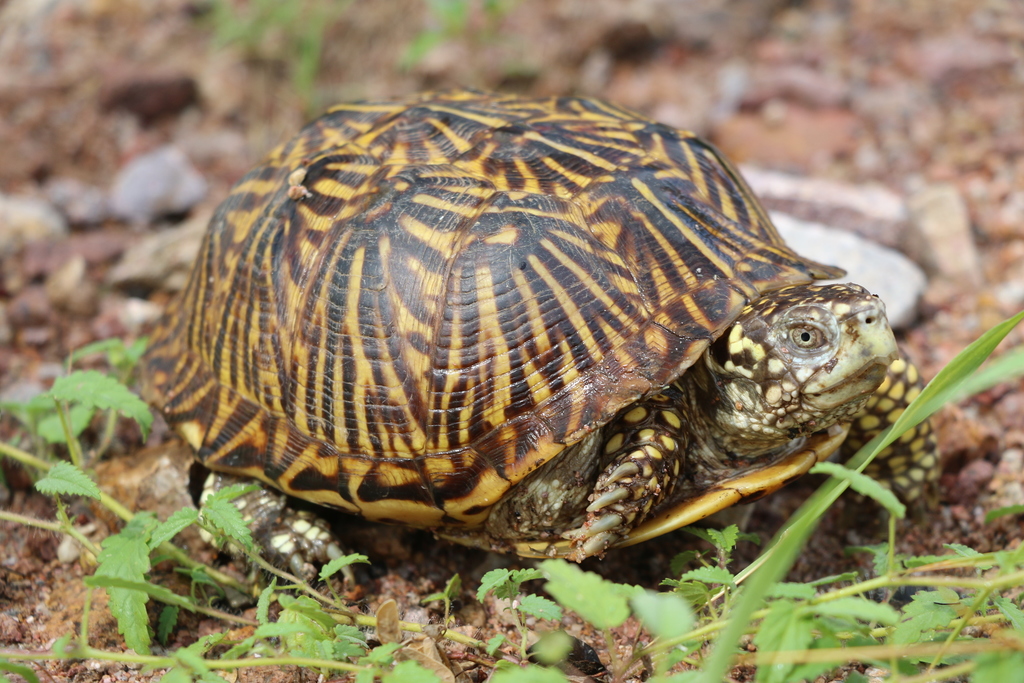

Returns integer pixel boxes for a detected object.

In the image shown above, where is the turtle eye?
[789,325,824,349]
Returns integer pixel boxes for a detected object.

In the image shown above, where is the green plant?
[402,0,517,70]
[2,311,1024,681]
[205,0,350,111]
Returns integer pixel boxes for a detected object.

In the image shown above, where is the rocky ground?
[1,0,1023,681]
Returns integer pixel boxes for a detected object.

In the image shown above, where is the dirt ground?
[1,0,1023,681]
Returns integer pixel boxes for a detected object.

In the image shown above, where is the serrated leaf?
[491,663,569,683]
[944,542,982,558]
[486,634,507,656]
[157,605,179,645]
[811,597,898,625]
[477,568,512,602]
[48,370,153,437]
[361,641,403,665]
[35,461,101,499]
[320,553,370,581]
[200,496,255,553]
[94,514,157,654]
[150,508,199,549]
[706,525,740,553]
[257,578,277,626]
[994,596,1024,633]
[669,551,699,577]
[539,560,630,630]
[382,660,442,683]
[810,461,905,518]
[37,404,95,444]
[277,594,336,635]
[518,594,562,621]
[677,566,735,586]
[509,568,543,584]
[631,590,695,640]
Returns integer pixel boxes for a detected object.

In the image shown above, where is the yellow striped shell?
[141,91,839,532]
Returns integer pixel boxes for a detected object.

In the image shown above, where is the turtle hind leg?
[200,471,345,581]
[567,390,689,561]
[844,356,940,506]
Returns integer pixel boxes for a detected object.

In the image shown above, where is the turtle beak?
[803,296,898,410]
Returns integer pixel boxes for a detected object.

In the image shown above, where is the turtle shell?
[141,90,839,531]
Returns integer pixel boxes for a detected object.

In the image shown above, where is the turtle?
[140,90,937,572]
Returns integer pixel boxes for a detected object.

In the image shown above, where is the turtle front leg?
[843,357,940,504]
[568,391,689,560]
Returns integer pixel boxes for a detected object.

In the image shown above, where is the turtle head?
[701,283,898,452]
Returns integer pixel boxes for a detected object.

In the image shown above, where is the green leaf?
[530,630,573,665]
[677,566,735,586]
[810,461,905,518]
[361,641,403,666]
[254,622,308,638]
[48,370,153,437]
[811,597,899,625]
[334,623,369,659]
[200,495,255,554]
[486,634,507,656]
[320,553,370,581]
[382,660,442,683]
[150,508,199,549]
[257,578,276,626]
[157,669,193,683]
[157,605,179,645]
[34,461,101,499]
[753,599,814,683]
[944,542,982,558]
[0,660,40,683]
[517,594,562,621]
[94,513,158,654]
[705,526,740,553]
[491,663,569,683]
[994,596,1024,633]
[277,594,336,636]
[477,568,511,602]
[37,404,95,444]
[669,551,700,576]
[766,583,816,600]
[807,572,858,587]
[974,651,1024,683]
[891,590,959,645]
[631,590,695,640]
[986,504,1024,523]
[539,560,630,630]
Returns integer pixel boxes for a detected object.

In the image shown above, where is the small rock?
[106,211,208,291]
[742,167,908,249]
[108,146,207,226]
[905,184,983,288]
[57,535,82,564]
[742,64,850,109]
[712,105,861,171]
[770,212,926,329]
[100,68,199,124]
[22,230,136,280]
[952,459,996,505]
[44,177,109,226]
[6,285,52,327]
[118,297,164,334]
[44,254,98,316]
[0,194,69,257]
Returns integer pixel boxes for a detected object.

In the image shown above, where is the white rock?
[106,211,208,291]
[771,212,926,329]
[45,177,109,225]
[108,146,207,225]
[906,183,982,288]
[0,194,69,257]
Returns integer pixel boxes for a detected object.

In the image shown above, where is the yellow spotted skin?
[844,356,939,503]
[140,90,871,550]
